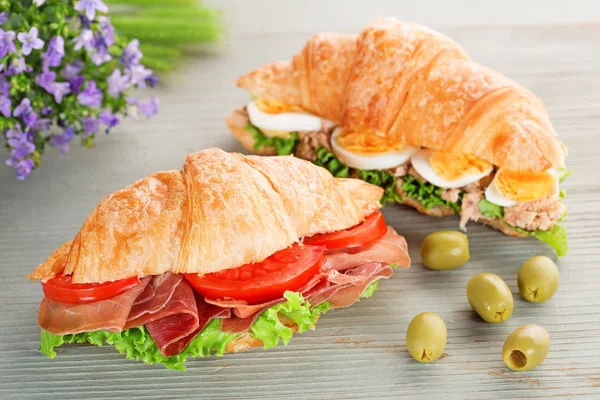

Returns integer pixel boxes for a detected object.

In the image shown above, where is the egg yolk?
[335,129,405,155]
[429,151,493,180]
[255,99,305,114]
[494,169,554,201]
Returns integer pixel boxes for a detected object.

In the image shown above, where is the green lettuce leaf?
[477,199,504,219]
[360,281,379,299]
[315,146,350,178]
[557,168,572,183]
[251,291,329,349]
[244,123,299,155]
[511,223,568,257]
[401,175,461,213]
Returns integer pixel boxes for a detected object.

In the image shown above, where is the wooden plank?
[1,4,599,399]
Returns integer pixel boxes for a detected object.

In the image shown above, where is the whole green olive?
[406,312,447,363]
[518,256,560,303]
[502,324,550,371]
[421,231,470,271]
[466,273,513,323]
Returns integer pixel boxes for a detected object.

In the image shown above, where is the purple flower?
[22,111,38,129]
[6,57,30,75]
[50,126,74,154]
[127,65,153,88]
[77,80,102,107]
[75,0,108,21]
[42,36,65,69]
[0,29,16,58]
[61,60,83,79]
[5,124,25,143]
[107,69,128,98]
[139,97,159,118]
[99,110,119,133]
[34,0,47,6]
[36,118,51,131]
[98,16,115,46]
[13,98,32,117]
[145,75,160,88]
[68,76,85,94]
[73,29,93,52]
[52,82,71,103]
[0,12,8,25]
[13,158,34,181]
[0,76,9,97]
[91,46,111,66]
[82,116,98,137]
[6,124,35,159]
[35,70,56,93]
[40,106,53,115]
[17,27,44,56]
[121,39,142,67]
[0,95,10,117]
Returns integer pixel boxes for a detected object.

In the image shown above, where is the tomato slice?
[185,244,325,303]
[303,211,387,249]
[42,274,142,304]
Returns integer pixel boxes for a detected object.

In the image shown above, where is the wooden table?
[1,1,599,398]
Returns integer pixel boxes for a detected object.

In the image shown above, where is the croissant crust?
[30,149,383,283]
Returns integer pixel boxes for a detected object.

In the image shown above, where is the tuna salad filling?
[235,106,569,256]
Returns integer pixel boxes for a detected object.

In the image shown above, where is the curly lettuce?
[401,175,462,213]
[478,198,504,219]
[39,283,382,370]
[244,123,299,155]
[315,146,350,178]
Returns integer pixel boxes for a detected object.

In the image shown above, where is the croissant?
[30,148,383,284]
[227,17,569,255]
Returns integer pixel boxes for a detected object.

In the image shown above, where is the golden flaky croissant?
[30,148,383,284]
[227,17,569,256]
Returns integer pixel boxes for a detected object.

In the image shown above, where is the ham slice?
[38,277,151,335]
[125,272,183,328]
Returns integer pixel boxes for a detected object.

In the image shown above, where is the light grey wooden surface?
[1,1,600,399]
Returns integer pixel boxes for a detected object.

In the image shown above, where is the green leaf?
[401,175,461,212]
[251,291,329,349]
[315,146,350,178]
[510,222,568,257]
[557,168,572,183]
[357,169,402,205]
[360,281,379,299]
[244,123,299,156]
[559,189,566,200]
[477,199,504,219]
[40,330,64,359]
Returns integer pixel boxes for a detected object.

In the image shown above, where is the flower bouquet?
[1,0,158,180]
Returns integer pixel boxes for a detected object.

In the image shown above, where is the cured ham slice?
[38,278,150,335]
[125,272,183,328]
[322,228,410,272]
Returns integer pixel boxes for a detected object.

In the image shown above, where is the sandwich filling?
[234,105,569,256]
[38,211,410,371]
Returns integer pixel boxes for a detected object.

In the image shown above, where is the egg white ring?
[330,127,417,170]
[484,169,560,207]
[247,101,322,132]
[410,149,494,189]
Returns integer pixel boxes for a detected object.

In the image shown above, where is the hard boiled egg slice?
[331,127,417,170]
[411,149,494,189]
[247,100,323,134]
[485,169,559,207]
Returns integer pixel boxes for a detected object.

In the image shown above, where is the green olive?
[518,256,560,303]
[466,273,513,323]
[502,324,550,371]
[406,312,447,363]
[421,231,470,271]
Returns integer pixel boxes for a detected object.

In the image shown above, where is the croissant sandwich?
[226,18,569,256]
[30,148,411,371]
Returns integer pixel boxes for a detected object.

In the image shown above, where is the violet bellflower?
[52,82,71,103]
[0,76,9,96]
[98,16,115,46]
[74,0,108,21]
[61,61,83,79]
[42,36,65,69]
[73,29,94,52]
[12,159,34,181]
[121,39,142,67]
[49,126,75,154]
[127,65,153,88]
[107,69,128,98]
[77,80,102,107]
[17,27,45,56]
[99,110,119,133]
[0,29,17,58]
[13,98,32,117]
[68,76,85,94]
[82,116,99,138]
[0,95,11,117]
[35,70,56,92]
[0,12,8,25]
[6,57,30,75]
[139,97,159,118]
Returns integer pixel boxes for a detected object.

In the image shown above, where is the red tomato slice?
[185,244,325,303]
[303,211,387,249]
[42,274,141,304]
